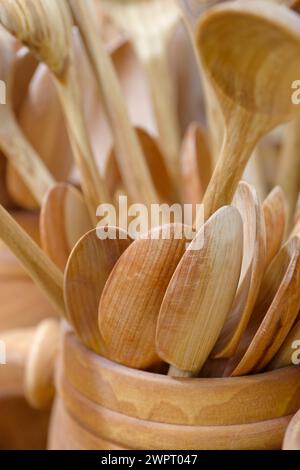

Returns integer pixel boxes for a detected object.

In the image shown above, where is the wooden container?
[48,330,300,450]
[283,409,300,450]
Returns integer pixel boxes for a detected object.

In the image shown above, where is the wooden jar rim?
[59,331,300,426]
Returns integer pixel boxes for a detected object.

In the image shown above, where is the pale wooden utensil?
[156,206,243,377]
[0,204,64,315]
[195,1,300,223]
[40,183,92,271]
[99,224,189,370]
[100,0,182,186]
[276,120,300,233]
[180,123,213,211]
[105,127,176,203]
[68,0,159,207]
[268,318,300,370]
[8,64,73,210]
[0,0,111,221]
[263,186,286,267]
[64,228,132,354]
[0,28,55,206]
[228,237,300,376]
[212,182,266,358]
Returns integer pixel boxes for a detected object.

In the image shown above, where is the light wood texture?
[64,228,132,354]
[57,371,292,449]
[0,29,56,207]
[228,237,300,376]
[61,331,300,426]
[283,409,300,450]
[0,205,64,315]
[277,119,300,233]
[68,0,159,207]
[101,0,182,186]
[24,319,59,409]
[8,64,73,209]
[40,183,92,271]
[156,206,243,376]
[195,1,300,223]
[263,186,286,267]
[99,224,188,369]
[105,127,176,204]
[0,0,112,221]
[268,319,300,370]
[180,122,213,213]
[212,182,266,358]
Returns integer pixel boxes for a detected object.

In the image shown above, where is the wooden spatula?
[156,206,243,377]
[227,237,300,376]
[212,182,266,358]
[99,224,189,370]
[263,186,286,267]
[64,228,132,354]
[40,183,92,271]
[268,318,300,370]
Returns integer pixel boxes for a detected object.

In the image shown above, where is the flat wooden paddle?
[262,186,286,267]
[64,228,132,354]
[156,206,243,377]
[226,237,300,376]
[98,224,190,370]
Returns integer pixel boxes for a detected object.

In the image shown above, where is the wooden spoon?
[105,127,176,203]
[100,0,182,185]
[268,318,300,370]
[228,237,300,376]
[64,228,132,354]
[0,28,55,206]
[263,186,286,267]
[156,206,243,377]
[212,181,266,358]
[98,224,189,370]
[40,183,92,271]
[0,0,112,221]
[8,64,73,210]
[0,204,64,315]
[68,0,159,207]
[180,122,213,213]
[195,1,300,223]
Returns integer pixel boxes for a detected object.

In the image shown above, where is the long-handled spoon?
[263,186,286,266]
[64,228,132,354]
[156,206,243,377]
[180,122,213,211]
[0,0,112,222]
[98,224,189,370]
[212,182,266,358]
[268,318,300,370]
[195,1,300,223]
[100,0,182,186]
[0,204,64,315]
[68,0,159,207]
[227,237,300,376]
[0,28,55,206]
[40,183,92,271]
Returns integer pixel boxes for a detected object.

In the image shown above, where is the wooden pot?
[48,330,300,450]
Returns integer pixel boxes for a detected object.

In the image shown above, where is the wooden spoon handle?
[0,205,65,315]
[0,109,55,206]
[68,0,159,207]
[55,67,112,223]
